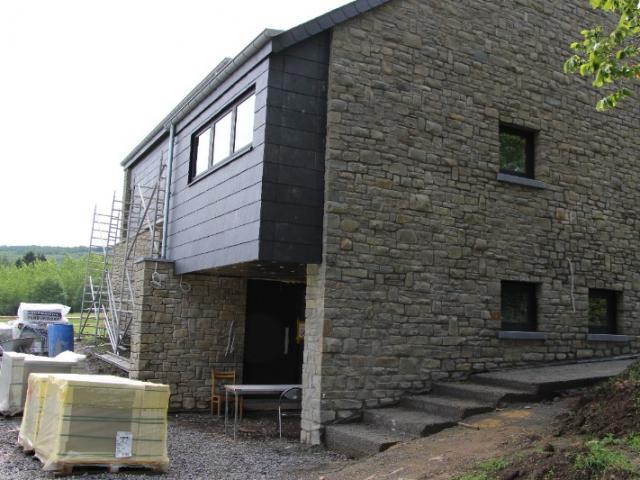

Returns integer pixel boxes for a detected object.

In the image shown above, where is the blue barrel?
[47,323,74,357]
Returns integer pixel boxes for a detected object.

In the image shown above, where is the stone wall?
[130,259,247,410]
[301,0,640,441]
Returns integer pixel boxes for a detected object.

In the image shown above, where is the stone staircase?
[325,359,636,458]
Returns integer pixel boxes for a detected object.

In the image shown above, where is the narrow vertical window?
[234,94,256,151]
[194,128,212,177]
[499,124,535,178]
[212,112,233,165]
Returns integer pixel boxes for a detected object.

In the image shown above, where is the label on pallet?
[115,431,133,458]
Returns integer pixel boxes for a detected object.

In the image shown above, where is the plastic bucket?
[47,323,74,357]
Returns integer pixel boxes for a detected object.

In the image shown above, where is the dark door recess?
[243,280,305,384]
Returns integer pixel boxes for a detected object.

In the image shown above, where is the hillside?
[0,245,90,265]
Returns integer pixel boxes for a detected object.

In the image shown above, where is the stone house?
[118,0,640,444]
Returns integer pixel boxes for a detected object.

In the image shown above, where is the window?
[190,92,256,180]
[499,124,535,178]
[588,289,618,334]
[501,281,537,331]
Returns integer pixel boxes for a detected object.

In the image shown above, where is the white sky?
[0,0,348,247]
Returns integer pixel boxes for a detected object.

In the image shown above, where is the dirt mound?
[491,443,638,480]
[561,360,640,437]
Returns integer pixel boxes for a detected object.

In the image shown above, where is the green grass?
[456,458,509,480]
[574,438,634,478]
[626,434,640,452]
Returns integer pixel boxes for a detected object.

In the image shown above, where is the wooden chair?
[210,369,243,417]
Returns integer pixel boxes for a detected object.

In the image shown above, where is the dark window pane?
[588,290,617,334]
[500,131,527,174]
[501,281,536,331]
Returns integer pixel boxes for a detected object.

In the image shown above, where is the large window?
[499,124,535,178]
[588,289,618,334]
[501,281,537,331]
[190,92,256,180]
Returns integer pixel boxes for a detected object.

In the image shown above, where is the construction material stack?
[0,351,86,416]
[18,374,169,474]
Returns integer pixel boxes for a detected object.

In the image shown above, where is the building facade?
[117,0,640,444]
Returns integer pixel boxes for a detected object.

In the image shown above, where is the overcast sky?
[0,0,347,247]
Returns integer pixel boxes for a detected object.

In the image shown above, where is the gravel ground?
[0,412,345,479]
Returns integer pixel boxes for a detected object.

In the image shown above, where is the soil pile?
[460,361,640,480]
[561,360,640,437]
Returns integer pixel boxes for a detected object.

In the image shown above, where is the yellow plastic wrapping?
[18,373,169,472]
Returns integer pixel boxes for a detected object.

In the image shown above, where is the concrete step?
[470,359,634,395]
[470,373,540,393]
[324,423,406,459]
[400,394,493,420]
[431,381,537,404]
[363,407,456,436]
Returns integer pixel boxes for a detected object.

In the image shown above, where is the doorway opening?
[243,280,305,384]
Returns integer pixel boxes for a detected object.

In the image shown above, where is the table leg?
[233,392,239,440]
[224,389,229,434]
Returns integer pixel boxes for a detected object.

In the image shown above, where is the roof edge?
[120,0,393,169]
[121,28,281,168]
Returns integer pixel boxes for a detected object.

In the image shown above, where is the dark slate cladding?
[153,33,329,275]
[166,43,272,275]
[260,32,330,264]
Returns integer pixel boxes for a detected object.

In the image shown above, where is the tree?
[31,278,66,304]
[564,0,640,110]
[15,251,46,268]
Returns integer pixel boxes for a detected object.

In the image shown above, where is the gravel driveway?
[0,412,345,479]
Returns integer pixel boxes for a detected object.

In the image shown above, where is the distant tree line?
[0,245,90,266]
[0,252,85,316]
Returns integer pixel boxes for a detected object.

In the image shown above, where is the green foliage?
[31,278,66,304]
[0,256,86,315]
[626,434,640,451]
[456,457,509,480]
[574,437,633,477]
[564,0,640,110]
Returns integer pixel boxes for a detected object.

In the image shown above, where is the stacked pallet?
[0,351,86,416]
[18,373,170,475]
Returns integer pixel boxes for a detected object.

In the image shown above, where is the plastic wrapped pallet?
[0,351,86,416]
[18,374,170,473]
[0,352,28,416]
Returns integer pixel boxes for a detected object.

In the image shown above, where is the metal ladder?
[78,193,123,342]
[79,161,166,355]
[111,162,167,353]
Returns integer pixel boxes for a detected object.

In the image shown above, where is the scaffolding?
[79,162,166,355]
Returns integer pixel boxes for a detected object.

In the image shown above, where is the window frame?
[189,89,256,182]
[588,289,618,335]
[499,123,536,179]
[500,281,538,332]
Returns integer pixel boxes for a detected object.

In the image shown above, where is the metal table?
[224,384,302,439]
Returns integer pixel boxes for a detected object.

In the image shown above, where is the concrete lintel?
[497,173,546,189]
[587,333,631,343]
[498,330,547,341]
[134,257,175,265]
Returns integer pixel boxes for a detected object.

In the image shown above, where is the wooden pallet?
[18,438,168,476]
[49,462,168,477]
